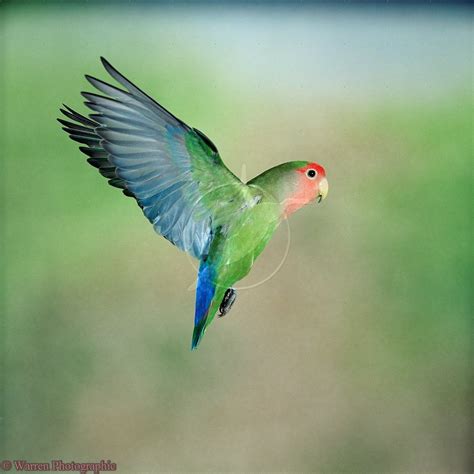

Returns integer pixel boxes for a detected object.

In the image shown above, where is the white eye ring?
[306,169,318,179]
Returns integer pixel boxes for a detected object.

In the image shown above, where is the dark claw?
[219,288,237,317]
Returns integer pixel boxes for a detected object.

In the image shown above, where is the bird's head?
[248,161,328,218]
[282,161,328,217]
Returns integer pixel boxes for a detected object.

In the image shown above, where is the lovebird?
[59,58,329,349]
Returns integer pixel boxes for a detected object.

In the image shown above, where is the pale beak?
[317,177,329,203]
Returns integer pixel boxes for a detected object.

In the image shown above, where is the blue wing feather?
[61,57,248,259]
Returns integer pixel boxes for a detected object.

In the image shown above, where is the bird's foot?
[219,288,237,317]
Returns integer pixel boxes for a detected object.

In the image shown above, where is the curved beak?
[317,177,329,203]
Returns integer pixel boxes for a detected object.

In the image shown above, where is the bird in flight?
[59,58,329,349]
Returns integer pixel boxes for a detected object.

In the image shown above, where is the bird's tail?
[191,320,207,350]
[191,262,217,350]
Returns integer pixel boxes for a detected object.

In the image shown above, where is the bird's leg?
[218,288,237,317]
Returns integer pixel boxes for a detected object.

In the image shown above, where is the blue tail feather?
[191,263,216,350]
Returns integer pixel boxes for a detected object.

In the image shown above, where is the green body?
[197,161,308,337]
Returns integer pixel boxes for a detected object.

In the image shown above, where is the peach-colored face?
[283,162,329,217]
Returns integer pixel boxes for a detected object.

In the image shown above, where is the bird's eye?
[306,169,317,179]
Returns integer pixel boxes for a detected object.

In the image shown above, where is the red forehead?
[297,162,326,177]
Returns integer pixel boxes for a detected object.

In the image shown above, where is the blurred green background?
[1,2,472,472]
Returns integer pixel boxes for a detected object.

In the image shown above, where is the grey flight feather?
[59,57,247,259]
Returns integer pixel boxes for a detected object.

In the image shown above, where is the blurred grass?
[1,3,472,473]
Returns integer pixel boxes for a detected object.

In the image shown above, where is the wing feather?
[59,57,250,259]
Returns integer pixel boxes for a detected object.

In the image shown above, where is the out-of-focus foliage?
[1,3,471,472]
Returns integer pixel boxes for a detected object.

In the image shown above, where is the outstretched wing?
[59,57,249,259]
